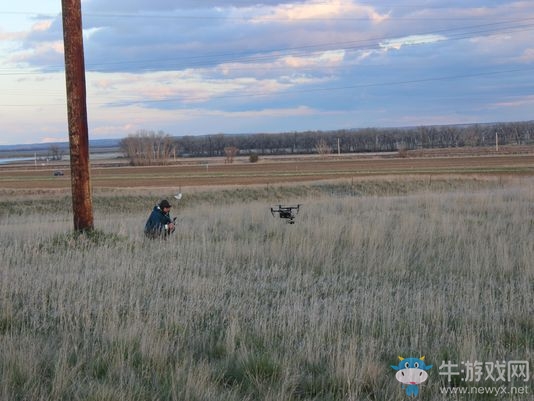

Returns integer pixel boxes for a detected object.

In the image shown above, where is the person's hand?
[168,222,175,231]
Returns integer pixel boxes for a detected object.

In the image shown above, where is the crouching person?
[144,199,175,239]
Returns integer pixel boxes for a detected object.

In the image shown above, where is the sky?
[0,1,533,145]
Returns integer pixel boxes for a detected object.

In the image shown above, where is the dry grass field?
[0,152,533,400]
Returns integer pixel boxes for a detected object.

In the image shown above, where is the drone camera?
[279,210,292,219]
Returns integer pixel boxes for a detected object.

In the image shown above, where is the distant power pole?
[61,0,94,231]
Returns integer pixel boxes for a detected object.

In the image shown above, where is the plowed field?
[1,154,533,190]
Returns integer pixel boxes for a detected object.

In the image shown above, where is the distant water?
[0,153,123,165]
[0,157,37,165]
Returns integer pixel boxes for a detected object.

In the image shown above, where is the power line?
[124,66,534,104]
[2,65,533,107]
[1,17,533,75]
[2,6,534,21]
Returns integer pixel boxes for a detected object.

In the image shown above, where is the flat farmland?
[1,153,533,190]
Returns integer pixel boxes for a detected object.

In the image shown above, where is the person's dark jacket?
[144,206,173,238]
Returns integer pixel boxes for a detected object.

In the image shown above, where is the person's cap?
[159,199,172,208]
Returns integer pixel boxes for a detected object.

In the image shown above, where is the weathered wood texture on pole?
[61,0,94,231]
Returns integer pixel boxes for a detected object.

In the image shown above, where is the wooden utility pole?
[61,0,94,231]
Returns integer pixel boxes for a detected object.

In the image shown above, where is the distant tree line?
[174,121,534,157]
[119,121,534,164]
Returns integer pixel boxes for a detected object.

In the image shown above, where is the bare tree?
[120,130,174,166]
[315,139,332,157]
[224,146,239,163]
[48,145,65,161]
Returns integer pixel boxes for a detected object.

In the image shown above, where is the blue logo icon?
[391,356,432,397]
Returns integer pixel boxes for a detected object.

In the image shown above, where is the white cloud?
[41,136,67,143]
[282,50,345,68]
[379,34,447,51]
[0,19,52,43]
[0,30,26,42]
[250,0,389,23]
[32,20,53,32]
[86,66,331,108]
[491,95,534,108]
[215,49,345,78]
[9,40,64,64]
[83,27,103,40]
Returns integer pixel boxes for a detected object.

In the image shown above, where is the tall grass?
[0,178,532,400]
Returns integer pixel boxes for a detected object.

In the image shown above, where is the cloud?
[379,34,447,51]
[41,136,67,143]
[491,95,534,108]
[84,1,335,13]
[2,1,534,145]
[9,40,64,66]
[177,105,317,119]
[32,20,53,32]
[0,30,26,41]
[250,0,389,23]
[282,50,345,68]
[85,102,324,139]
[0,19,52,43]
[393,113,479,127]
[86,67,331,110]
[518,48,534,62]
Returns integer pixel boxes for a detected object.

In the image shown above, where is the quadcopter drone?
[270,204,301,224]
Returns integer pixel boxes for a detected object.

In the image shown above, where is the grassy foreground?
[0,177,532,400]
